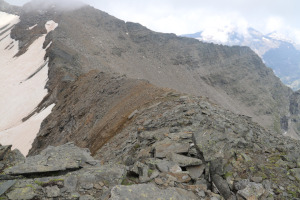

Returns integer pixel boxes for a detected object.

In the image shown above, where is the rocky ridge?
[0,92,300,199]
[0,1,300,199]
[4,0,297,139]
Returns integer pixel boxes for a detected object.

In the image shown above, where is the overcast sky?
[6,0,300,44]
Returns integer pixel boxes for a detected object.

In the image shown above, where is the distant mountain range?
[183,27,300,90]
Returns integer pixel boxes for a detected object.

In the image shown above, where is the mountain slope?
[18,4,295,138]
[0,1,300,199]
[1,1,298,156]
[183,27,300,91]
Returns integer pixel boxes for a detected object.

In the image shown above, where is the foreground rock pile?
[0,93,300,199]
[0,143,126,199]
[97,92,300,199]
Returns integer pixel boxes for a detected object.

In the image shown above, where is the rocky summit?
[0,0,300,199]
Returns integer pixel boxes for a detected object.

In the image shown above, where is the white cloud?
[264,16,284,33]
[5,0,300,45]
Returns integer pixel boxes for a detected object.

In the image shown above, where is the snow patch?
[0,104,55,156]
[28,24,37,30]
[288,80,300,90]
[0,12,58,156]
[0,12,19,27]
[45,20,58,33]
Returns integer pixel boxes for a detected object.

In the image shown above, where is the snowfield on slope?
[0,11,57,156]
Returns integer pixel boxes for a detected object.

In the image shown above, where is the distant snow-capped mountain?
[183,28,300,91]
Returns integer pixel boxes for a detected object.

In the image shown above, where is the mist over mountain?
[23,0,86,11]
[183,27,300,90]
[0,0,300,199]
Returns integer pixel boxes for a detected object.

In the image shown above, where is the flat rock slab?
[3,164,126,199]
[5,143,99,175]
[45,185,60,198]
[156,160,182,173]
[187,165,205,180]
[168,172,191,183]
[154,140,190,158]
[109,184,198,200]
[193,129,229,161]
[237,182,265,199]
[0,180,16,196]
[167,153,202,167]
[7,187,36,200]
[0,145,12,160]
[290,168,300,182]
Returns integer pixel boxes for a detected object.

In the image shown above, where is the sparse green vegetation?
[34,178,64,187]
[224,171,233,179]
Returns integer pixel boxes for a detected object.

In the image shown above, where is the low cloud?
[5,0,300,45]
[23,0,86,11]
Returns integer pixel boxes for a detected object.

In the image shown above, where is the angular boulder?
[5,142,99,175]
[109,184,198,200]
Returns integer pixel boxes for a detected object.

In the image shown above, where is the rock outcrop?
[95,92,300,199]
[1,143,126,199]
[1,93,300,199]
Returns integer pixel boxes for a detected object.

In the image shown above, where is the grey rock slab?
[80,195,95,200]
[290,168,300,182]
[91,165,126,186]
[251,176,263,183]
[154,140,190,158]
[211,174,232,200]
[109,184,198,200]
[149,170,160,179]
[128,109,138,120]
[3,149,25,167]
[167,153,202,167]
[168,132,193,140]
[5,142,98,175]
[168,172,191,183]
[130,161,148,176]
[0,180,16,196]
[129,161,150,182]
[237,182,265,199]
[198,190,206,198]
[45,185,61,198]
[234,179,250,191]
[7,187,36,200]
[193,128,233,161]
[0,145,11,160]
[186,165,205,180]
[156,160,182,173]
[210,158,224,176]
[80,182,94,190]
[64,175,78,192]
[138,128,168,141]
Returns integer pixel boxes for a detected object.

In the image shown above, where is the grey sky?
[6,0,300,44]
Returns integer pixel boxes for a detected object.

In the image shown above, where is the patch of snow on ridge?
[0,12,58,156]
[28,24,37,30]
[0,12,19,27]
[0,105,55,156]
